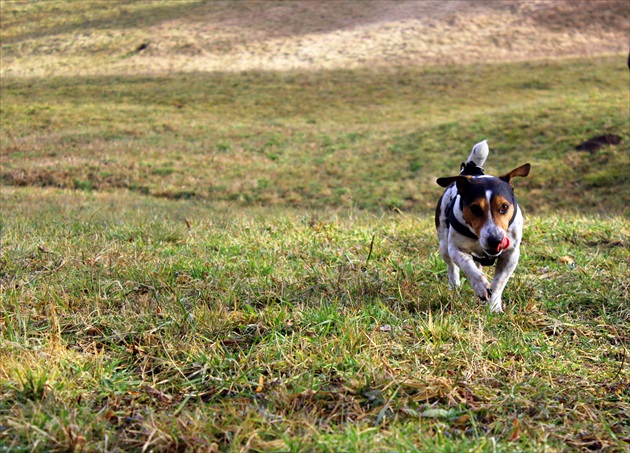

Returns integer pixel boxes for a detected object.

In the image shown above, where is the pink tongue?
[497,237,510,251]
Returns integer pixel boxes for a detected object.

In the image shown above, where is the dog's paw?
[472,280,492,301]
[448,279,461,290]
[488,293,503,312]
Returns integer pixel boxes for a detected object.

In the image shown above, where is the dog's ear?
[436,175,472,192]
[499,163,531,187]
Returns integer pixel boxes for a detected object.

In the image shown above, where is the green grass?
[1,9,630,448]
[2,56,629,214]
[1,188,628,451]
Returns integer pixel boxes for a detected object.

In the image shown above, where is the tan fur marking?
[491,195,514,231]
[462,197,488,237]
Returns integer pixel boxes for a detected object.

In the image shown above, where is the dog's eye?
[499,204,510,215]
[470,205,484,217]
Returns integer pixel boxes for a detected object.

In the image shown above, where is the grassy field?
[1,1,630,451]
[1,188,628,452]
[2,57,629,214]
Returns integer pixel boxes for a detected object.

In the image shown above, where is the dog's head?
[437,164,530,255]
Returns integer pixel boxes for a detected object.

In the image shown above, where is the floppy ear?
[436,175,471,193]
[499,163,531,187]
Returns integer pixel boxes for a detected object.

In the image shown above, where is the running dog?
[435,140,530,312]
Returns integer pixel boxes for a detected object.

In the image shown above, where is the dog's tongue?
[497,236,510,252]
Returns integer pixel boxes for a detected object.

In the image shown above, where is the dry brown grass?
[1,0,627,77]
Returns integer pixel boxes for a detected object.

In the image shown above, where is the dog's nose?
[486,234,504,251]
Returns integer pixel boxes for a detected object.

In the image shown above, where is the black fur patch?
[459,161,485,176]
[457,177,515,209]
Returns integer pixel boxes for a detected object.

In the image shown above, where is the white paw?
[489,300,503,312]
[472,279,492,301]
[489,289,504,312]
[447,269,460,289]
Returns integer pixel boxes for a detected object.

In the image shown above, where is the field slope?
[1,1,629,452]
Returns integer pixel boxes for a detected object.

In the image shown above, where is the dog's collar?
[472,253,498,267]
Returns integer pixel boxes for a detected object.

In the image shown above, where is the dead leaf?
[103,409,118,422]
[255,375,264,393]
[559,256,575,266]
[453,414,471,427]
[508,417,521,441]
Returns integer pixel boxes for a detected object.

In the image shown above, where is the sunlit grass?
[1,188,628,451]
[1,4,629,448]
[2,57,629,214]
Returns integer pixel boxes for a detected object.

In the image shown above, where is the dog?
[435,140,530,312]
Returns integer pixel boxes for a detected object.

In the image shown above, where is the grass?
[1,57,629,214]
[1,3,629,449]
[2,0,627,76]
[1,188,628,452]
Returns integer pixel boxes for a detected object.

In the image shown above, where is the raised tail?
[467,140,489,167]
[460,140,489,176]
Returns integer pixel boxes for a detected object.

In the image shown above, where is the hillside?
[1,1,630,452]
[1,0,628,76]
[2,2,629,215]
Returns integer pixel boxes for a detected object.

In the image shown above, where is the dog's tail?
[459,140,489,176]
[467,140,489,167]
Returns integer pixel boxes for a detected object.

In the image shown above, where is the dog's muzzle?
[497,236,510,251]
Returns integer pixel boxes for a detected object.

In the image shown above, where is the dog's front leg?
[489,247,520,312]
[439,236,460,288]
[448,245,491,301]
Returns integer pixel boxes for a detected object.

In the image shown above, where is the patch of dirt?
[575,134,622,154]
[1,0,628,76]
